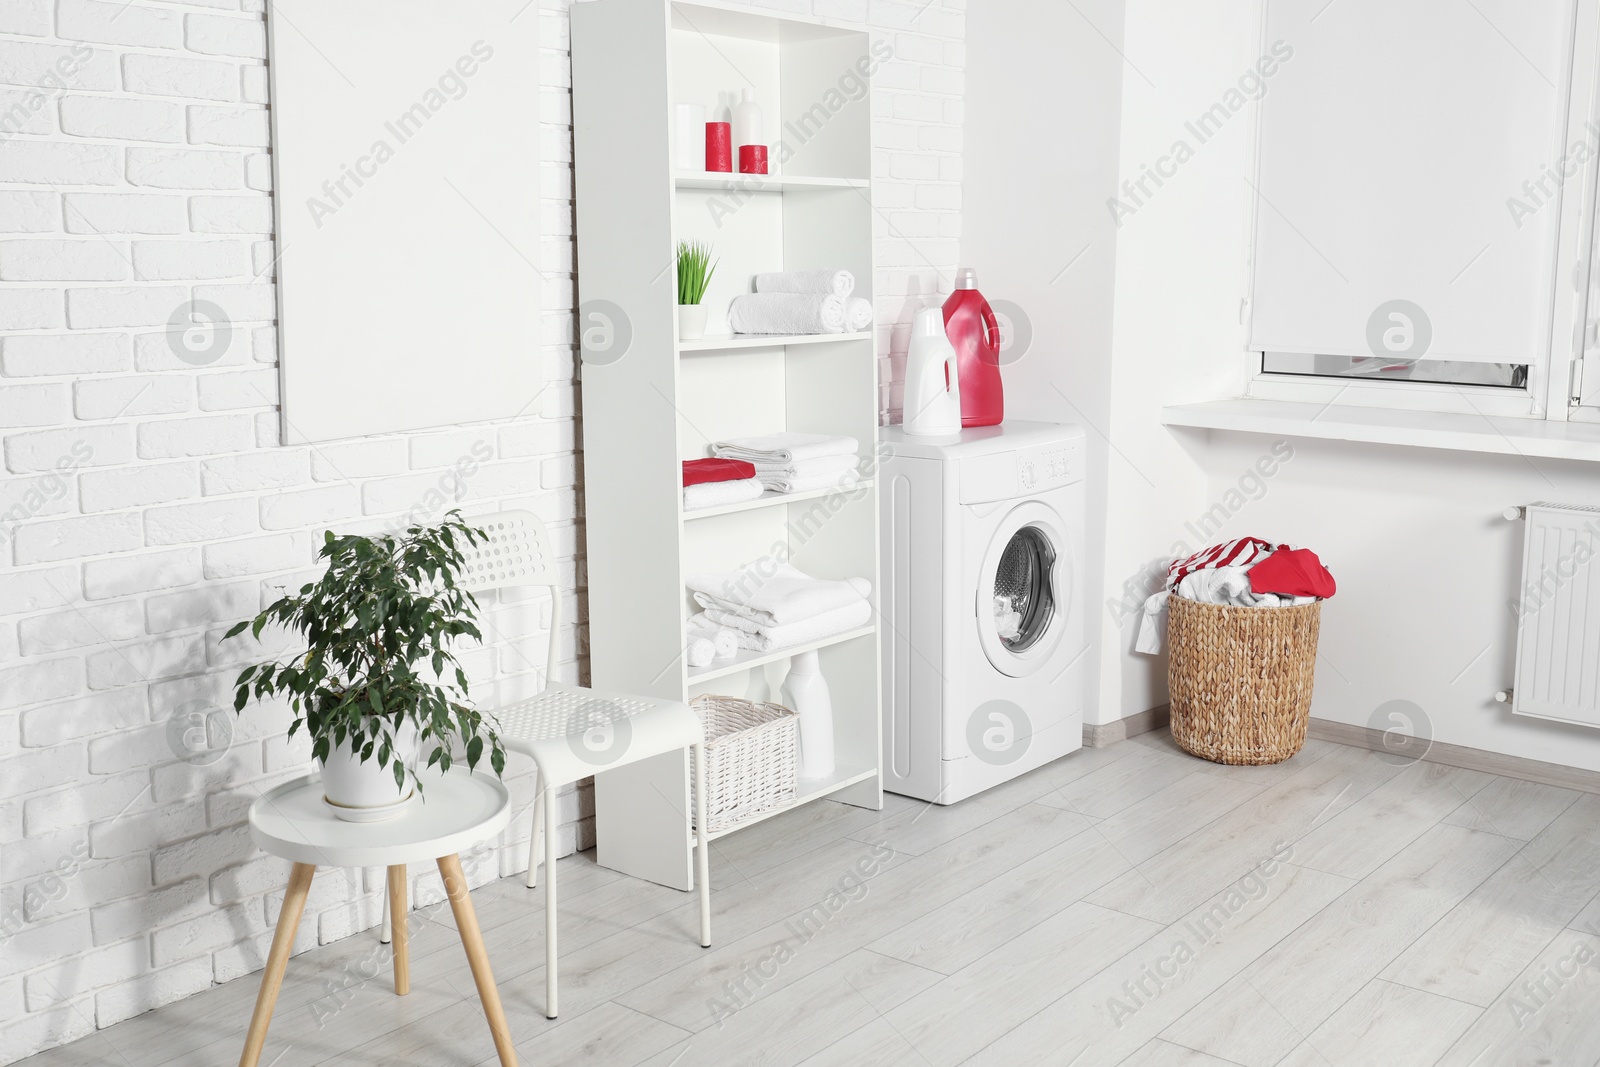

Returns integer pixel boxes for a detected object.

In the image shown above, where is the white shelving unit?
[571,0,883,890]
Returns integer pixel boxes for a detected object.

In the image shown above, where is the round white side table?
[240,771,517,1067]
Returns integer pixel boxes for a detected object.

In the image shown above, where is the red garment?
[1248,548,1336,599]
[1167,537,1280,589]
[683,458,756,487]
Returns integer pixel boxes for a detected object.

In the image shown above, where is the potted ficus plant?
[226,511,507,822]
[676,238,716,341]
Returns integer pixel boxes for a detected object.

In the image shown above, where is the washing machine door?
[976,500,1071,678]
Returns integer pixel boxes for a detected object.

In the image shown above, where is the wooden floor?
[19,731,1600,1067]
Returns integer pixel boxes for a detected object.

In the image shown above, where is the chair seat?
[494,681,701,786]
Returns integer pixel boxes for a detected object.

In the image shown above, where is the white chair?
[453,510,709,1019]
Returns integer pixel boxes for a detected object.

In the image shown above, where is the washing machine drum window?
[993,526,1056,653]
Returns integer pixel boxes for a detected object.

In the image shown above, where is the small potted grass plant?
[226,511,507,821]
[676,238,716,341]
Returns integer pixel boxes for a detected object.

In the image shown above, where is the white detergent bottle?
[902,305,962,436]
[781,650,835,779]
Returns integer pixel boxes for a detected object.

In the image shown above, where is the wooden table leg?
[387,865,409,996]
[239,862,314,1067]
[438,854,517,1067]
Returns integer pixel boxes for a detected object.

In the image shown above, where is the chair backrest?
[457,510,558,592]
[458,510,562,687]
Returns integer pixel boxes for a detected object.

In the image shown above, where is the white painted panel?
[1248,0,1572,364]
[269,0,541,443]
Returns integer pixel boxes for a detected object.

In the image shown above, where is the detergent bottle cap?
[954,267,979,290]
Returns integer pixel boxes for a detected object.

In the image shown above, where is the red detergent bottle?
[941,267,1003,427]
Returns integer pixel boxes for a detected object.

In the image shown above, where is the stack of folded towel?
[727,268,873,336]
[684,560,872,666]
[713,433,860,494]
[683,457,764,511]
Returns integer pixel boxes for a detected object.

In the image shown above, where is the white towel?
[846,296,872,332]
[728,293,846,335]
[751,453,859,477]
[687,561,872,627]
[700,599,871,654]
[714,433,859,465]
[753,269,854,298]
[760,468,861,495]
[683,477,764,511]
[686,637,716,668]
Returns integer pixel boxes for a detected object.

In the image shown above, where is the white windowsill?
[1162,399,1600,462]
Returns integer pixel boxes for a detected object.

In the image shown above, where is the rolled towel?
[714,433,859,465]
[686,613,745,661]
[686,637,716,668]
[728,293,846,335]
[753,269,854,297]
[683,476,764,511]
[846,296,873,332]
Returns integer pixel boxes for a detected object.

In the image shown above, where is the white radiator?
[1509,503,1600,727]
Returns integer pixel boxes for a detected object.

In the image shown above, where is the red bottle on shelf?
[941,267,1003,427]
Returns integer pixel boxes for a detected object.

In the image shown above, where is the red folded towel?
[1248,547,1336,599]
[683,458,756,487]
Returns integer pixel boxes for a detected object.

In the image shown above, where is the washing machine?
[879,420,1086,804]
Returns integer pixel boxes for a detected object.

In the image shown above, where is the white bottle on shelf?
[781,650,835,780]
[733,89,762,151]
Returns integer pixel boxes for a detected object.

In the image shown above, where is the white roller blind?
[1248,0,1574,364]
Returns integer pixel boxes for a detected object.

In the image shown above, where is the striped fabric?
[1167,537,1280,589]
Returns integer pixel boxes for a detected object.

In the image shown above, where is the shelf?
[703,761,878,841]
[1162,399,1600,462]
[679,330,872,353]
[674,172,869,191]
[682,478,873,520]
[686,624,875,684]
[574,0,881,893]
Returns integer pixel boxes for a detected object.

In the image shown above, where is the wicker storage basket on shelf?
[689,695,798,833]
[1166,594,1322,766]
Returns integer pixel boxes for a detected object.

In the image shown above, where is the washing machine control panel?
[959,437,1083,504]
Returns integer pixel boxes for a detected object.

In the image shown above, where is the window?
[1244,0,1586,421]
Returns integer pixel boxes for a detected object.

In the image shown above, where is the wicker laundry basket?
[690,695,798,833]
[1166,594,1322,766]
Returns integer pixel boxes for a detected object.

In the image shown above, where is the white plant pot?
[319,721,420,822]
[678,303,708,341]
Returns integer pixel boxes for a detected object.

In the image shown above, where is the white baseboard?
[1307,719,1600,796]
[1088,706,1600,795]
[1083,704,1170,748]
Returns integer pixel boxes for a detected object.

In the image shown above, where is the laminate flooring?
[17,732,1600,1066]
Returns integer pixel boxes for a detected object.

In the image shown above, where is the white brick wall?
[0,0,962,1060]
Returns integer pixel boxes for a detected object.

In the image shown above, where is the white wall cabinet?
[571,0,883,890]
